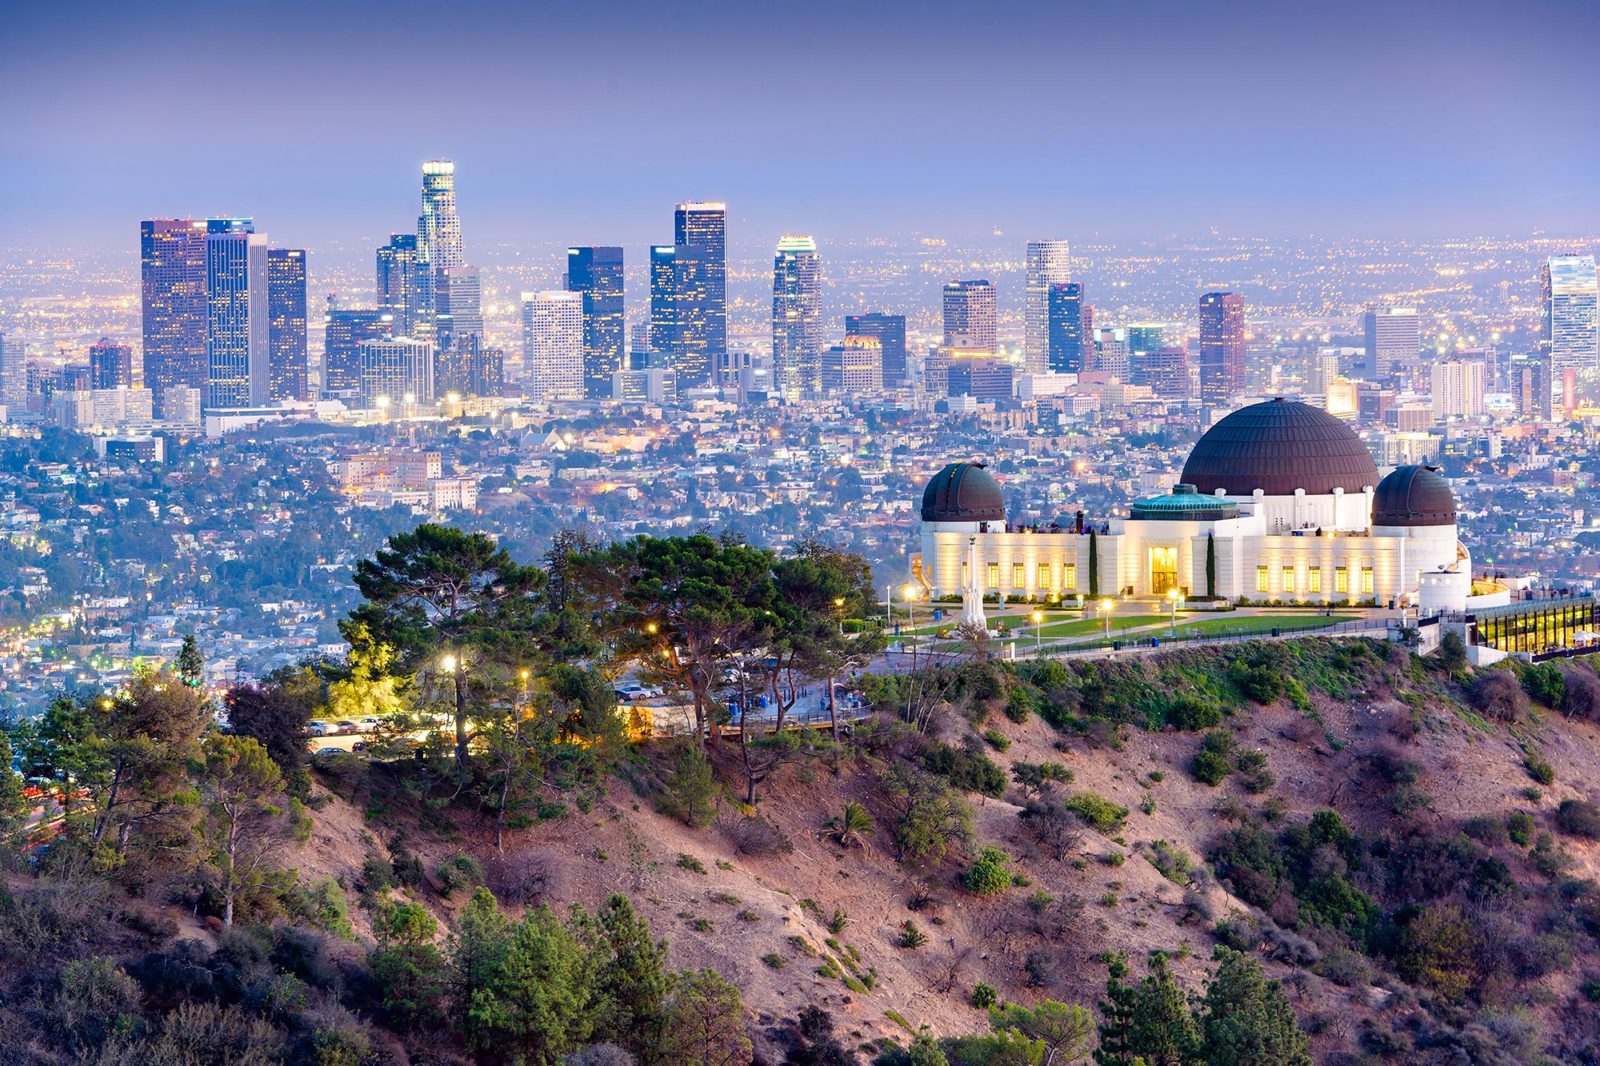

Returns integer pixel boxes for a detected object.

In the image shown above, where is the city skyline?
[6,1,1600,258]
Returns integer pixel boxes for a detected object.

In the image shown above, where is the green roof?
[1129,485,1239,521]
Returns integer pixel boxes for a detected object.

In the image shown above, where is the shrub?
[897,921,929,948]
[982,729,1011,753]
[1147,840,1195,885]
[660,743,719,827]
[971,982,998,1008]
[962,847,1015,896]
[1563,665,1600,720]
[1522,662,1566,708]
[1317,945,1373,988]
[1167,695,1224,731]
[1463,815,1510,846]
[1012,761,1073,798]
[1468,670,1525,721]
[925,743,1007,798]
[676,853,708,874]
[1524,753,1556,786]
[1191,730,1236,786]
[1508,811,1536,847]
[1557,799,1600,839]
[435,854,484,898]
[1062,792,1128,834]
[1396,904,1475,1001]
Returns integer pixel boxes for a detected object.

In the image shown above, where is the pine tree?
[1095,957,1199,1066]
[1198,949,1311,1066]
[593,894,670,1054]
[1205,533,1216,599]
[178,634,204,688]
[1088,530,1100,598]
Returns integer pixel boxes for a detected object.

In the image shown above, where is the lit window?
[1038,563,1052,590]
[1013,563,1026,589]
[1282,568,1295,594]
[1256,566,1269,593]
[1308,567,1322,593]
[987,563,999,589]
[1335,567,1348,594]
[1361,566,1374,595]
[1064,563,1077,591]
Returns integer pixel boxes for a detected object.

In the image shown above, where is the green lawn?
[1039,614,1175,639]
[1170,614,1358,638]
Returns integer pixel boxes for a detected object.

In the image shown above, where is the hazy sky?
[5,0,1599,258]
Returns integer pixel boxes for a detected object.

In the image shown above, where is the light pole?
[1168,587,1181,636]
[834,596,846,635]
[900,583,919,661]
[1031,609,1044,656]
[1100,598,1114,642]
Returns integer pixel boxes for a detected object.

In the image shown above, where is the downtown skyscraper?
[521,291,585,402]
[566,247,624,399]
[1047,282,1091,373]
[267,248,308,400]
[377,234,428,338]
[418,160,464,270]
[1543,254,1600,394]
[204,218,269,408]
[942,280,996,354]
[140,218,210,410]
[665,201,726,387]
[1198,291,1246,405]
[1024,240,1071,373]
[771,235,822,398]
[845,312,907,389]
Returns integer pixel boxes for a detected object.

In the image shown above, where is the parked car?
[351,741,368,754]
[314,747,345,757]
[358,716,381,731]
[334,721,358,734]
[307,722,328,737]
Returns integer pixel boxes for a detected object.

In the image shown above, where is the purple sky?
[5,0,1598,257]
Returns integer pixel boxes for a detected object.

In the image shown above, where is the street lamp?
[439,653,457,674]
[1031,609,1044,656]
[900,583,919,656]
[1167,587,1182,635]
[1100,598,1114,641]
[834,596,846,634]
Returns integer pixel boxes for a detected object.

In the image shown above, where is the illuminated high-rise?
[942,280,996,354]
[377,234,430,338]
[1047,282,1091,373]
[436,266,483,354]
[670,201,726,387]
[324,309,395,394]
[845,312,907,388]
[1198,291,1245,404]
[204,219,269,408]
[566,247,625,399]
[771,235,823,398]
[1362,306,1420,378]
[648,245,676,364]
[418,160,463,270]
[89,339,135,390]
[359,337,434,408]
[1024,240,1070,373]
[140,218,210,409]
[521,291,585,402]
[0,333,24,409]
[1543,254,1600,390]
[267,248,308,400]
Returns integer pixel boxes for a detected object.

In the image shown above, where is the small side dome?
[921,462,1006,523]
[1372,465,1456,526]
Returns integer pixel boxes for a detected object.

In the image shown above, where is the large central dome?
[1180,399,1380,497]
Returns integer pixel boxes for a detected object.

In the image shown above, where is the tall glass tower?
[377,234,431,339]
[1544,254,1600,397]
[1024,240,1071,373]
[204,218,268,408]
[418,160,463,269]
[567,247,625,398]
[845,312,907,388]
[648,244,677,367]
[771,235,822,398]
[267,249,308,401]
[140,218,210,409]
[1047,282,1091,373]
[671,201,726,387]
[1198,291,1246,405]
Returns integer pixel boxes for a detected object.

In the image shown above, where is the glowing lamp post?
[1100,598,1114,642]
[1031,609,1044,656]
[1167,587,1182,635]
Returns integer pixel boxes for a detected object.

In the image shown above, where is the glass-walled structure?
[1469,597,1600,656]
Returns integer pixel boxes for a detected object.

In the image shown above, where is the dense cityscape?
[10,3,1600,1064]
[0,159,1596,711]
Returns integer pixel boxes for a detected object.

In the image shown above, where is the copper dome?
[1180,399,1380,497]
[1372,465,1456,526]
[921,462,1006,523]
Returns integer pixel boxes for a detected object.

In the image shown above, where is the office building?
[0,333,22,412]
[160,385,202,429]
[377,234,433,339]
[1543,255,1600,393]
[1128,324,1165,358]
[89,339,135,390]
[1094,327,1129,380]
[1512,354,1553,421]
[611,367,678,404]
[845,312,908,388]
[324,309,394,394]
[566,246,625,399]
[771,235,823,398]
[1047,282,1091,373]
[821,336,883,394]
[948,357,1013,401]
[648,245,676,362]
[1024,240,1070,373]
[1362,306,1420,378]
[436,266,483,354]
[418,160,464,270]
[53,387,154,434]
[672,201,727,384]
[521,291,584,402]
[437,345,504,399]
[943,280,996,354]
[1198,291,1245,404]
[1431,359,1486,420]
[204,219,269,408]
[1133,347,1190,398]
[359,338,434,408]
[140,218,210,407]
[267,248,308,400]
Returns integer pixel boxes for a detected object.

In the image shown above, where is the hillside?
[9,636,1600,1064]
